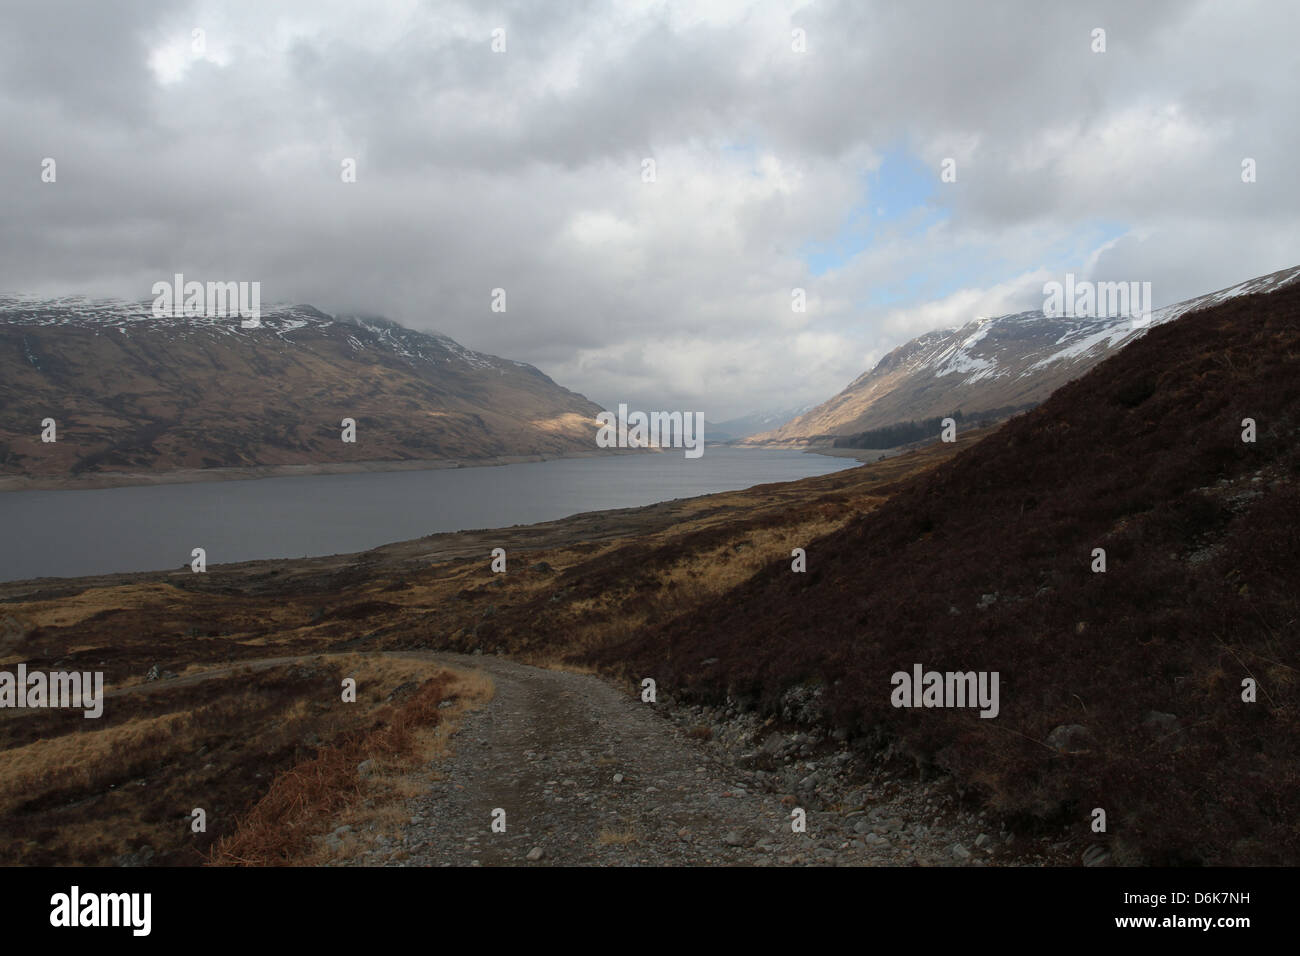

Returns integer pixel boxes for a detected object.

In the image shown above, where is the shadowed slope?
[597,281,1300,865]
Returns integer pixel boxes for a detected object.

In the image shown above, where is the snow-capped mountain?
[0,299,607,480]
[743,264,1300,446]
[0,297,528,370]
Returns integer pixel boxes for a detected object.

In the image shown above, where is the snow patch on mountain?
[911,265,1300,386]
[0,296,519,377]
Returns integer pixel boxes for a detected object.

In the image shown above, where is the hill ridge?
[745,263,1300,445]
[0,299,605,479]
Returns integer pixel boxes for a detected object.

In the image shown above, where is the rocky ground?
[333,653,1081,867]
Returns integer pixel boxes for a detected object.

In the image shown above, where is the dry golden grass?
[535,660,603,676]
[597,827,640,846]
[0,710,192,816]
[525,511,876,668]
[0,652,474,866]
[13,583,186,631]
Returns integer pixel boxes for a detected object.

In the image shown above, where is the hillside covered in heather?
[596,281,1300,865]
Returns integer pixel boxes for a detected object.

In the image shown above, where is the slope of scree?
[593,281,1300,866]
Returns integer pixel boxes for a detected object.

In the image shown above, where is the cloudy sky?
[3,0,1297,419]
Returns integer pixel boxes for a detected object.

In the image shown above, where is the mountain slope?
[0,299,606,480]
[745,264,1300,446]
[598,279,1300,865]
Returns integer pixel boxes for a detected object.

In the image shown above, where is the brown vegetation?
[209,669,455,866]
[0,654,460,866]
[595,282,1300,866]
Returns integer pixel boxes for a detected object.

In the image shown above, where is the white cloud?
[2,0,1297,420]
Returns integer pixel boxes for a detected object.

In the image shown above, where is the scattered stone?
[350,654,1059,869]
[325,825,354,852]
[1141,711,1185,750]
[114,846,155,867]
[1045,723,1096,754]
[386,681,419,702]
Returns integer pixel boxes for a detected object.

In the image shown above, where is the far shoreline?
[719,441,907,462]
[801,445,903,462]
[0,446,652,494]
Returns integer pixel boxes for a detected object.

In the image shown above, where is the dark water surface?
[0,447,856,582]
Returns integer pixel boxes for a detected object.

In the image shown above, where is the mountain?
[705,405,815,443]
[744,264,1300,446]
[0,298,607,481]
[600,277,1300,865]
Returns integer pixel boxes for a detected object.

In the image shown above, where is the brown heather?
[592,282,1300,865]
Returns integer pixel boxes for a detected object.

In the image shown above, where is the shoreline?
[0,446,651,494]
[801,445,904,462]
[0,435,995,598]
[0,450,893,596]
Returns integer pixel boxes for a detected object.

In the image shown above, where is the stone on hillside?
[1045,723,1095,754]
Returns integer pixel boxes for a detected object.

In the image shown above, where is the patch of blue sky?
[793,143,1133,318]
[800,148,943,277]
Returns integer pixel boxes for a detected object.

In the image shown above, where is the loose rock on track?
[337,653,1052,867]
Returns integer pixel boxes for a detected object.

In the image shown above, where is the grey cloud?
[1,0,1296,420]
